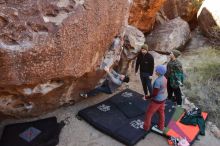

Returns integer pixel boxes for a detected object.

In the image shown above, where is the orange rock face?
[129,0,166,32]
[0,0,130,117]
[161,0,203,29]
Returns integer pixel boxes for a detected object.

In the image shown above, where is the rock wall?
[117,25,145,74]
[129,0,166,32]
[161,0,203,29]
[197,0,220,37]
[0,0,130,117]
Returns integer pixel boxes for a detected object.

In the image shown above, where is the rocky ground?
[0,66,220,146]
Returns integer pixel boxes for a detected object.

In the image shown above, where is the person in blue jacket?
[143,65,167,132]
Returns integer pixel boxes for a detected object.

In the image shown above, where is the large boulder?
[124,25,145,58]
[117,25,145,74]
[0,0,130,117]
[197,0,220,37]
[146,17,191,52]
[129,0,166,32]
[161,0,203,29]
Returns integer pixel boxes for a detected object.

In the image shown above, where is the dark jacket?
[165,59,184,88]
[135,52,154,76]
[180,109,205,135]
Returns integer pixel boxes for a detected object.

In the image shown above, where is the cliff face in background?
[197,0,220,37]
[128,0,205,32]
[161,0,203,29]
[0,0,130,117]
[129,0,166,32]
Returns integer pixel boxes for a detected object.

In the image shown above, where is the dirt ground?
[0,67,220,146]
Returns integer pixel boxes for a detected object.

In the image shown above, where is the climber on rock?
[79,66,129,98]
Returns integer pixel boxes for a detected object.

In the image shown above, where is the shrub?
[182,47,220,127]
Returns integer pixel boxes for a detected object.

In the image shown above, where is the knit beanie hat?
[171,50,181,58]
[155,65,167,75]
[141,44,148,50]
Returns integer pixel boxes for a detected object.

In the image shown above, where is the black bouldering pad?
[78,89,176,146]
[0,117,64,146]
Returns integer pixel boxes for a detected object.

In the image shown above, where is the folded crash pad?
[164,107,208,144]
[0,117,64,146]
[78,89,176,146]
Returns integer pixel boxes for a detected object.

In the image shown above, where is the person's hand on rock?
[104,66,110,73]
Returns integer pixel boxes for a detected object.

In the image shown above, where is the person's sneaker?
[79,93,88,98]
[151,125,163,134]
[176,105,182,108]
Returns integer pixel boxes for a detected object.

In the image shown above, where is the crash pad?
[78,89,176,146]
[0,117,64,146]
